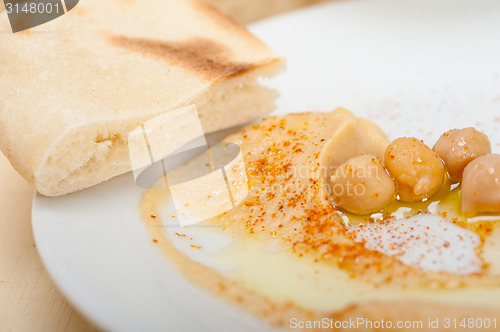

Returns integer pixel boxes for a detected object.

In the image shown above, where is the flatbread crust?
[207,0,333,23]
[0,0,284,196]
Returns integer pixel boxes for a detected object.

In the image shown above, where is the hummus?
[140,109,500,330]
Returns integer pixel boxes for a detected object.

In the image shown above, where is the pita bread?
[0,0,284,196]
[208,0,333,23]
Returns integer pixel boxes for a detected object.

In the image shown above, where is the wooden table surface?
[0,152,101,332]
[0,3,95,330]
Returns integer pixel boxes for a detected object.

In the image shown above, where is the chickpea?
[461,154,500,216]
[330,154,396,214]
[433,127,491,182]
[384,137,445,202]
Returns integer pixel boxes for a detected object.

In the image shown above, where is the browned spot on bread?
[110,35,254,82]
[189,0,274,50]
[188,0,255,39]
[19,29,32,36]
[111,0,135,5]
[69,3,87,16]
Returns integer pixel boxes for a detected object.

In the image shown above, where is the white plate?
[32,0,500,331]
